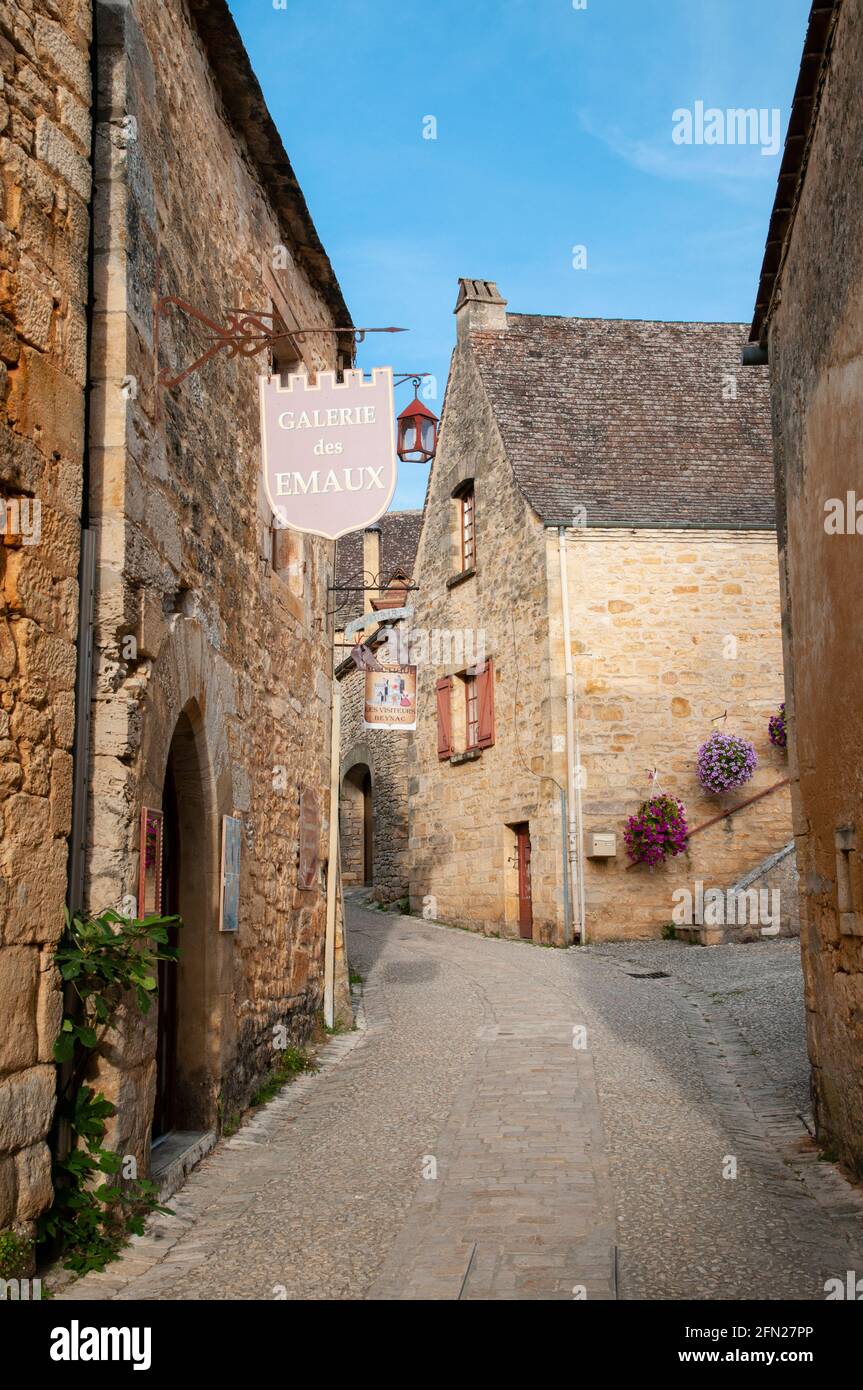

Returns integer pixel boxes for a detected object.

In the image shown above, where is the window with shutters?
[439,660,495,759]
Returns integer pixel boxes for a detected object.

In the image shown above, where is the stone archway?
[134,616,237,1151]
[152,701,217,1137]
[342,761,373,886]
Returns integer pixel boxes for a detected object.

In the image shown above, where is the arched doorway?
[341,763,373,886]
[152,704,218,1142]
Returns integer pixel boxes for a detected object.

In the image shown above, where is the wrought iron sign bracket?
[328,571,419,622]
[154,295,409,390]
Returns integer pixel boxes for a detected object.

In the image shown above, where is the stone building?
[746,0,863,1177]
[408,279,793,944]
[1,0,350,1239]
[335,511,422,903]
[1,0,91,1247]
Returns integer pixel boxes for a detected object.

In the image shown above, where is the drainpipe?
[558,527,585,944]
[67,7,101,913]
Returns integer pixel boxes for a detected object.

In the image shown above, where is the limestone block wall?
[547,529,791,942]
[339,664,410,903]
[408,344,563,942]
[764,0,863,1178]
[0,0,90,1239]
[82,0,346,1164]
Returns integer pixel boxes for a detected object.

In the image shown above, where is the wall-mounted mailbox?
[586,831,617,859]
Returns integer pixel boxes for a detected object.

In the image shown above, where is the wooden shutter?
[436,676,453,759]
[476,659,495,749]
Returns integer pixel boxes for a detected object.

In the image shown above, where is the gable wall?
[408,341,566,942]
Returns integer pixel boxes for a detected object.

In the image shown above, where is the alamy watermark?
[0,497,41,546]
[671,880,781,935]
[380,625,486,671]
[672,101,781,157]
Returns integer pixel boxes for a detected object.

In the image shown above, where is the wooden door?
[516,824,533,939]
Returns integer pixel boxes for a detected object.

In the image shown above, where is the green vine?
[0,1230,34,1281]
[38,907,181,1275]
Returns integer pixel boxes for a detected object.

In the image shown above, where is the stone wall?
[549,528,792,941]
[764,0,863,1178]
[81,0,347,1166]
[408,341,563,942]
[0,0,90,1244]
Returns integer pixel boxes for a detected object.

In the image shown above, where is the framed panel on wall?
[298,788,320,891]
[220,815,242,932]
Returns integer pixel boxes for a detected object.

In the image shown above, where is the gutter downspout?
[68,9,100,915]
[57,2,100,1170]
[558,527,585,943]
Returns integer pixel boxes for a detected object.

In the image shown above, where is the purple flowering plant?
[696,730,757,794]
[624,795,689,867]
[768,702,787,750]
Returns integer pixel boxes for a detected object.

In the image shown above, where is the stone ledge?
[450,748,482,766]
[445,566,476,590]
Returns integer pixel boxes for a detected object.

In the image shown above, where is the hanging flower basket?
[768,702,787,750]
[624,795,689,867]
[696,730,757,795]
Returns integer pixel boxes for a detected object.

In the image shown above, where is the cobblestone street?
[58,899,863,1302]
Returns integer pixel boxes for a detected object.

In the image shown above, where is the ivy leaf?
[53,1034,76,1063]
[92,995,111,1023]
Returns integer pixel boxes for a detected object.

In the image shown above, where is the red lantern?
[397,392,438,463]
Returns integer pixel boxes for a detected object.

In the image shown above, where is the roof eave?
[748,0,843,346]
[186,0,352,332]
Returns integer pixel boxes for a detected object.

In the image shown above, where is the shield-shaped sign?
[260,367,398,540]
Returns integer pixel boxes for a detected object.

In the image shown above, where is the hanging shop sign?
[260,367,397,541]
[219,815,242,933]
[364,663,417,731]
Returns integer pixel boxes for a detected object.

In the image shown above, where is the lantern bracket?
[394,373,432,390]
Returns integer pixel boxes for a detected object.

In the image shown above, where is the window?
[436,660,495,758]
[460,484,475,571]
[465,674,479,749]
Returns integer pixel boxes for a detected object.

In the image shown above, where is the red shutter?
[436,676,453,759]
[476,659,495,749]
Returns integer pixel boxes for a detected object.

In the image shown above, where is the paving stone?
[52,911,863,1302]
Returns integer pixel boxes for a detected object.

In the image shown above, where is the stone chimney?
[363,524,382,599]
[454,279,507,343]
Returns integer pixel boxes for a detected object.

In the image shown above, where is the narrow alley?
[58,897,863,1302]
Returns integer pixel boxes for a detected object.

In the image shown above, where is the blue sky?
[228,0,810,509]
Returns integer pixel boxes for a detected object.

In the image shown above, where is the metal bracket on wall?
[328,571,418,622]
[154,296,407,390]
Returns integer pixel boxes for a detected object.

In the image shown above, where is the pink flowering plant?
[768,702,787,750]
[624,795,689,867]
[696,730,757,794]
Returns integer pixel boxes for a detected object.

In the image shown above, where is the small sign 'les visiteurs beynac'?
[260,367,397,540]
